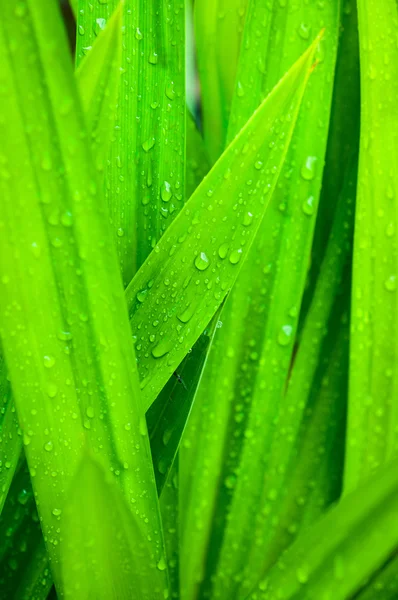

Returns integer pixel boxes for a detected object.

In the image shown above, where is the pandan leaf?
[248,458,398,600]
[345,0,398,491]
[179,2,339,597]
[0,0,124,521]
[354,554,398,600]
[148,310,220,494]
[231,156,356,591]
[186,113,210,199]
[76,0,186,283]
[194,0,249,162]
[76,2,123,177]
[0,352,20,514]
[125,34,322,413]
[0,1,166,597]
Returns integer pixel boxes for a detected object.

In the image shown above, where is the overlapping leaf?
[180,2,339,598]
[124,34,322,413]
[194,0,249,162]
[0,2,166,597]
[345,0,398,491]
[76,0,186,283]
[248,458,398,600]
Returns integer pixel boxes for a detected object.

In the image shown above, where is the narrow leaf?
[126,34,322,413]
[194,0,249,162]
[249,459,398,600]
[76,2,123,177]
[0,1,166,596]
[346,0,398,491]
[76,0,186,283]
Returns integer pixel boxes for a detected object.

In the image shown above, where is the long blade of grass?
[186,113,210,199]
[76,3,123,178]
[194,0,249,162]
[125,35,322,413]
[248,458,398,600]
[353,555,398,600]
[179,2,339,597]
[0,352,19,514]
[76,0,186,283]
[0,0,125,523]
[0,1,166,596]
[148,310,220,495]
[345,0,398,491]
[234,157,356,588]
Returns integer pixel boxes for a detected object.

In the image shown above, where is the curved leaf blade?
[126,34,322,412]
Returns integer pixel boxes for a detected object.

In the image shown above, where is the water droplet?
[237,81,245,97]
[194,252,210,271]
[224,475,236,489]
[137,289,148,303]
[135,28,143,40]
[254,160,263,170]
[157,556,167,571]
[44,441,54,452]
[160,181,172,202]
[384,275,397,292]
[95,18,106,35]
[218,243,229,259]
[298,23,311,40]
[86,406,95,419]
[278,325,293,346]
[43,355,55,369]
[386,222,395,237]
[142,137,155,152]
[152,339,173,358]
[302,195,315,216]
[300,156,317,181]
[229,249,242,264]
[149,51,158,64]
[61,211,73,227]
[47,383,58,398]
[52,508,62,517]
[243,212,253,226]
[296,565,309,584]
[117,228,124,237]
[165,81,176,100]
[177,304,195,323]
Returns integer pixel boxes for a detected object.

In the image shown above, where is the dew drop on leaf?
[300,156,317,181]
[194,252,210,271]
[229,249,243,265]
[218,243,229,259]
[278,325,293,346]
[160,181,172,202]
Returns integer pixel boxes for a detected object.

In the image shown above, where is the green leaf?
[194,0,249,162]
[76,2,123,177]
[305,0,360,316]
[0,351,20,514]
[234,156,356,585]
[0,0,124,522]
[345,0,398,491]
[179,2,339,596]
[76,0,186,284]
[248,458,398,600]
[354,555,398,600]
[68,0,77,19]
[147,310,220,495]
[61,453,163,599]
[0,1,166,596]
[126,34,322,413]
[186,112,210,199]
